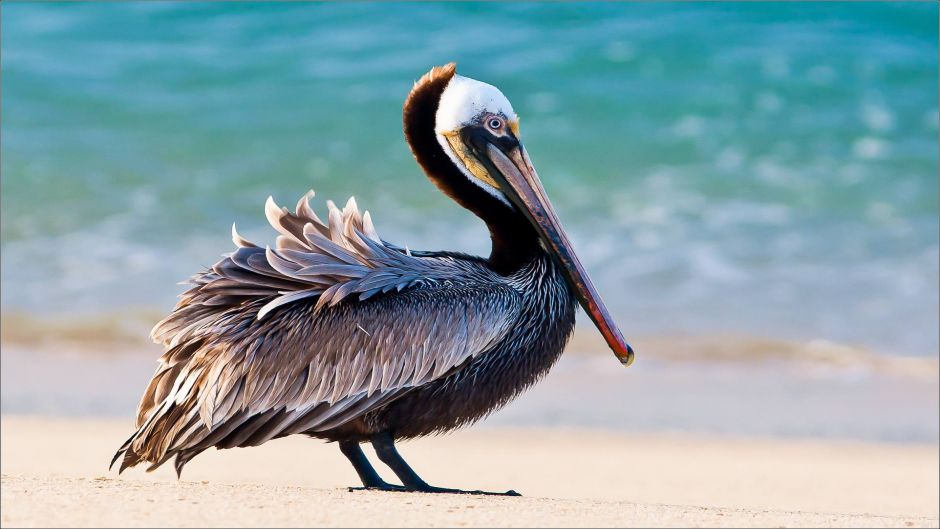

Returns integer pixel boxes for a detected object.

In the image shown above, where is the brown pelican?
[112,63,633,495]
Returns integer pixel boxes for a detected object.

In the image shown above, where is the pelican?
[112,63,633,495]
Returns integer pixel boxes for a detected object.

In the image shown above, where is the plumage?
[113,63,631,494]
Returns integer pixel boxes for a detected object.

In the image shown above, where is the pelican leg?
[339,440,403,491]
[370,432,520,496]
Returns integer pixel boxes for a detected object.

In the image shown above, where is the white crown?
[434,75,518,133]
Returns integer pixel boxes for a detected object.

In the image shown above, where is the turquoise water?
[3,3,938,357]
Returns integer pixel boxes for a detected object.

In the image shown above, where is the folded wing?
[115,191,521,475]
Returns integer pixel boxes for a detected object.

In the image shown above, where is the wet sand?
[1,416,937,527]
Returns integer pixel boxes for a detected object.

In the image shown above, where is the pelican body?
[113,64,633,494]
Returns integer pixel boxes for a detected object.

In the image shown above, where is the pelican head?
[404,63,634,367]
[434,75,522,208]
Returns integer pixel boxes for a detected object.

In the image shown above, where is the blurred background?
[2,3,937,442]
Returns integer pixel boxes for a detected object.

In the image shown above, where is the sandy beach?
[1,416,936,527]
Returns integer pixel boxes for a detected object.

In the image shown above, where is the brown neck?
[403,64,540,275]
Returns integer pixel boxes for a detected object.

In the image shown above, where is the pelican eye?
[486,117,503,131]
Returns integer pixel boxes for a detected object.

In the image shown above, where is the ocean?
[1,3,937,440]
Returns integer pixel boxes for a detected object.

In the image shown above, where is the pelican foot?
[348,484,519,496]
[406,485,521,496]
[368,432,522,497]
[347,483,408,492]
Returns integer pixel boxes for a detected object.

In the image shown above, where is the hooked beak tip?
[620,344,635,367]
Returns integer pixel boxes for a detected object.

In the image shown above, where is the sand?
[1,416,937,527]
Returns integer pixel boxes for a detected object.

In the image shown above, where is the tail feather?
[109,432,136,471]
[119,449,142,474]
[145,452,175,473]
[174,448,208,478]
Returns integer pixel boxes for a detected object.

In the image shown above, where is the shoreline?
[4,343,937,444]
[4,310,938,376]
[2,416,938,527]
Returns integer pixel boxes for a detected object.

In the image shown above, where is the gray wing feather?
[116,190,521,475]
[152,191,463,346]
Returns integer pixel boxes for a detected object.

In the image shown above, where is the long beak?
[485,143,635,366]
